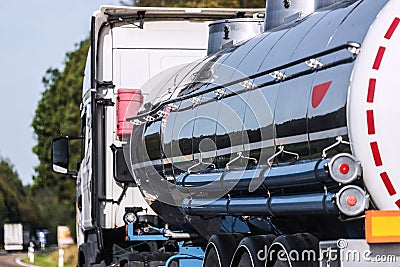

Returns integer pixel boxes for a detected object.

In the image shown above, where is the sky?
[0,0,122,184]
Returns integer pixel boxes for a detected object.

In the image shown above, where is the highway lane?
[0,252,37,267]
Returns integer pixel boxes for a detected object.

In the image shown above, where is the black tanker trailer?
[125,0,400,265]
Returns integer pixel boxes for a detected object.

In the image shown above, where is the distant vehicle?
[36,229,49,248]
[4,223,30,251]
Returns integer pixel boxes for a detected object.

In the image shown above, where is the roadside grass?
[22,245,77,267]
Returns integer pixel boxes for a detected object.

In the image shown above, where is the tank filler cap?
[264,0,315,31]
[328,153,362,184]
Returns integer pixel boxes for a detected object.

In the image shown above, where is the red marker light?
[346,195,357,207]
[339,163,350,174]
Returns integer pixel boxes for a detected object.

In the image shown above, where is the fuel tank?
[127,0,400,238]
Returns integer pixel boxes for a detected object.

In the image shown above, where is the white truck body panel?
[113,48,206,90]
[4,223,24,251]
[111,21,209,49]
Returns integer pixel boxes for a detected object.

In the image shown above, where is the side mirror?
[51,136,82,177]
[51,137,70,174]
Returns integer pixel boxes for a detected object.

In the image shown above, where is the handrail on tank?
[127,42,360,122]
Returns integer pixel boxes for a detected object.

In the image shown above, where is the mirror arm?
[68,171,78,180]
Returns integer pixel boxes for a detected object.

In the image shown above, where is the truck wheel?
[231,235,275,267]
[203,234,243,267]
[267,233,319,267]
[237,251,252,267]
[203,245,220,267]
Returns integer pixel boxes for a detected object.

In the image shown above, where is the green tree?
[32,39,90,234]
[28,187,76,241]
[0,159,26,223]
[0,159,40,236]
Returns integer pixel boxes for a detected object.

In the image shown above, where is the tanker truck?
[50,5,264,267]
[123,0,400,266]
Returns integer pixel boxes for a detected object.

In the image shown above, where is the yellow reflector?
[366,210,400,243]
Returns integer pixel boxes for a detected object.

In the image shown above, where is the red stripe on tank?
[370,142,383,167]
[385,17,400,40]
[372,47,386,70]
[380,172,397,196]
[396,199,400,209]
[366,110,375,135]
[367,79,376,103]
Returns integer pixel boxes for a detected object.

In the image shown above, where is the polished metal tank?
[127,0,400,239]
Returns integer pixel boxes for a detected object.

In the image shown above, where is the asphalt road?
[0,252,36,267]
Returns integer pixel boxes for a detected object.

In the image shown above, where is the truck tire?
[267,233,319,267]
[231,235,275,267]
[203,234,243,267]
[237,251,252,267]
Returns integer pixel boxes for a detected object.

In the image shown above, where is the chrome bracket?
[321,136,350,158]
[189,97,201,105]
[156,110,167,117]
[213,88,225,98]
[167,103,179,111]
[267,146,299,166]
[240,79,257,90]
[144,115,156,122]
[132,119,145,126]
[188,154,216,174]
[347,42,361,55]
[269,71,287,81]
[305,58,324,69]
[226,151,258,170]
